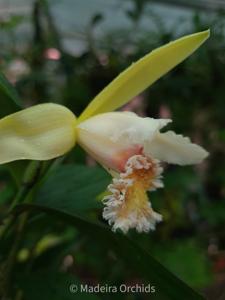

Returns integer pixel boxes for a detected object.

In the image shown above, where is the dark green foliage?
[0,1,224,299]
[35,165,110,213]
[0,72,22,117]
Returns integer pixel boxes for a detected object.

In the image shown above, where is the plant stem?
[0,162,41,242]
[1,212,28,299]
[0,163,42,298]
[0,158,63,298]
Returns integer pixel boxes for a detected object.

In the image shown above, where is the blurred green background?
[0,1,225,299]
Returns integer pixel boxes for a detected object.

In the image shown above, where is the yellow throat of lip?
[118,181,153,220]
[102,154,164,233]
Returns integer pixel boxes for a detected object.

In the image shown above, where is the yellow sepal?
[0,103,76,164]
[78,30,210,122]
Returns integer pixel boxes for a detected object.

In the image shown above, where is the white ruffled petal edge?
[144,130,208,165]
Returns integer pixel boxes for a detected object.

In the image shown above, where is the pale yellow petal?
[144,131,208,165]
[78,30,210,122]
[0,103,76,164]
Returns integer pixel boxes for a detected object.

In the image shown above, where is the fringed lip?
[102,154,164,234]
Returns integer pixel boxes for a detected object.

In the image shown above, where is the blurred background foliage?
[0,0,225,299]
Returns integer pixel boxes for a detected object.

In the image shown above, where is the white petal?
[144,131,208,165]
[77,112,171,171]
[78,111,171,146]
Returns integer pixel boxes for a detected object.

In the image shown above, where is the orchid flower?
[0,31,209,233]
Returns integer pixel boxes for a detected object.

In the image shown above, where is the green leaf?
[201,201,225,226]
[17,271,100,300]
[15,164,205,300]
[0,72,22,117]
[34,165,110,213]
[16,203,205,300]
[150,240,212,288]
[0,15,24,30]
[0,181,15,205]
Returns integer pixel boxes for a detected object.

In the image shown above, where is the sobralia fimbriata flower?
[0,30,210,233]
[77,112,208,233]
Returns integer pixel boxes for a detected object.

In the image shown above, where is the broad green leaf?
[15,165,205,299]
[78,30,209,122]
[17,271,100,300]
[150,240,212,288]
[0,72,22,117]
[16,203,205,300]
[34,165,110,212]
